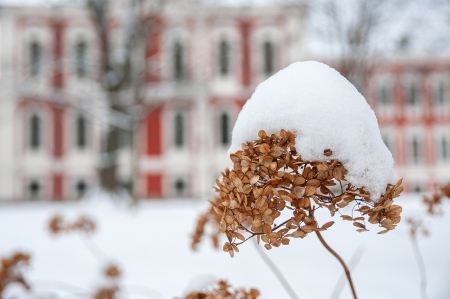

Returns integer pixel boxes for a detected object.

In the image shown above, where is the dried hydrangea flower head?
[48,214,96,235]
[422,183,450,216]
[178,280,260,299]
[213,129,403,257]
[0,252,31,296]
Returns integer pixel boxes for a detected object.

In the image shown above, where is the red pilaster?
[146,107,162,155]
[146,16,163,82]
[53,106,64,158]
[146,174,162,198]
[239,20,252,87]
[51,19,65,89]
[53,174,63,200]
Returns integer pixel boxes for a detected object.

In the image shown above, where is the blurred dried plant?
[48,214,96,235]
[93,264,122,299]
[178,280,260,299]
[422,183,450,216]
[192,197,222,250]
[0,252,31,298]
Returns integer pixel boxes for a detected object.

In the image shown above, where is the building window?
[219,40,230,76]
[407,82,419,106]
[30,42,42,77]
[263,41,274,76]
[220,112,230,146]
[75,42,87,78]
[174,113,184,147]
[174,178,186,197]
[441,136,448,161]
[76,115,87,149]
[28,180,40,199]
[29,114,41,150]
[411,136,420,164]
[378,85,390,105]
[76,180,86,197]
[173,42,184,81]
[436,82,446,105]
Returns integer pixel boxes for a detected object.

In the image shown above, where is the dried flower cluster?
[422,183,450,216]
[405,217,429,240]
[192,198,223,250]
[0,252,31,297]
[93,264,122,299]
[209,129,403,257]
[48,214,96,235]
[178,280,260,299]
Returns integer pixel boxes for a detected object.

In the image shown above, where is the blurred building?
[0,2,448,201]
[0,2,307,200]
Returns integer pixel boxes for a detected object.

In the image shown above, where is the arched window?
[29,180,40,199]
[76,115,87,149]
[174,113,184,147]
[174,42,184,81]
[436,82,446,105]
[263,41,274,76]
[76,180,86,197]
[75,42,87,78]
[219,40,230,76]
[30,42,42,77]
[29,114,41,149]
[407,82,418,106]
[220,112,230,146]
[174,179,185,196]
[379,85,390,105]
[411,136,420,164]
[441,136,448,161]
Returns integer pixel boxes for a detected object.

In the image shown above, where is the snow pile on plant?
[228,61,394,200]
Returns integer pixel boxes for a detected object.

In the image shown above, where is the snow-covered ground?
[0,191,449,299]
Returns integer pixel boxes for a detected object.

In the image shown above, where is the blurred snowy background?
[0,0,449,298]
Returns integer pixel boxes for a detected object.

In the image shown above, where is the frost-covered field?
[0,191,449,299]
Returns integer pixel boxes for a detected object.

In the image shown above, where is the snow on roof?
[228,61,394,200]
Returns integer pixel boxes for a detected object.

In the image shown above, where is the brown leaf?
[292,186,306,198]
[353,222,365,229]
[321,221,335,229]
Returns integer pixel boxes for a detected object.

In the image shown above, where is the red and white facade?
[0,2,447,201]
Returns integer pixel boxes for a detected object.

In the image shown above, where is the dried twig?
[315,231,357,299]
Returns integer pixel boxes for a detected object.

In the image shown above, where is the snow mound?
[229,61,394,200]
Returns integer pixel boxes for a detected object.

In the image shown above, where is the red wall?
[146,174,162,198]
[146,107,162,155]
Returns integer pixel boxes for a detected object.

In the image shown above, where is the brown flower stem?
[315,231,357,299]
[330,245,365,299]
[411,237,427,299]
[252,239,299,299]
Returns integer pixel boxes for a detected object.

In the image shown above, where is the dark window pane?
[437,82,446,105]
[219,40,229,76]
[175,179,185,196]
[408,82,418,105]
[220,113,229,146]
[29,181,40,199]
[76,42,86,78]
[442,137,448,160]
[30,114,40,149]
[174,42,184,81]
[412,137,419,164]
[76,181,86,197]
[30,42,41,77]
[379,86,390,105]
[76,115,87,149]
[175,113,184,147]
[263,42,274,75]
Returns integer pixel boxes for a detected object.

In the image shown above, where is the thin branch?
[411,237,428,299]
[79,235,109,263]
[330,244,365,299]
[252,238,299,299]
[315,231,357,299]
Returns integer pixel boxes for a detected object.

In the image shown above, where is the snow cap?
[229,61,394,200]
